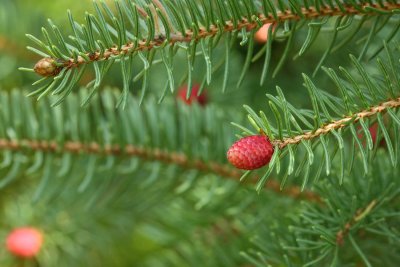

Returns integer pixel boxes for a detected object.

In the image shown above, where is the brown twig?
[33,3,400,76]
[336,199,377,245]
[0,138,320,202]
[274,97,400,149]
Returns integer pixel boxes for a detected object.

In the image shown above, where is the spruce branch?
[0,137,319,201]
[22,0,400,105]
[0,88,319,201]
[274,97,400,149]
[336,199,377,245]
[32,2,400,74]
[243,155,400,266]
[235,48,400,189]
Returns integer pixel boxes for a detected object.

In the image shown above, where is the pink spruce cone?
[177,84,208,106]
[227,135,274,170]
[6,227,43,258]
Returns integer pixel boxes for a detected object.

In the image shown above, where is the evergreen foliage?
[0,0,400,266]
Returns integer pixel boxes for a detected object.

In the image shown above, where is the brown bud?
[33,58,62,77]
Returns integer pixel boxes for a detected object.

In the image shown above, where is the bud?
[34,58,62,77]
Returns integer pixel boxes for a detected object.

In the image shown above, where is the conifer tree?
[1,0,400,266]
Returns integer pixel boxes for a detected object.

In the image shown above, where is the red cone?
[178,84,208,106]
[6,227,43,258]
[227,135,274,170]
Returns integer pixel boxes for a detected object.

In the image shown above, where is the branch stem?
[34,3,400,75]
[275,97,400,149]
[0,138,320,201]
[336,199,377,245]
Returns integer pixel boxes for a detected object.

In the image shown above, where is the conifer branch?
[239,48,400,188]
[25,1,400,106]
[0,138,320,201]
[336,199,377,245]
[274,97,400,149]
[33,2,400,77]
[245,156,399,266]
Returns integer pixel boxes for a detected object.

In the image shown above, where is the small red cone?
[177,84,208,106]
[6,227,43,258]
[227,135,274,170]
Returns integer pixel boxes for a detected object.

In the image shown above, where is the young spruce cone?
[227,135,274,170]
